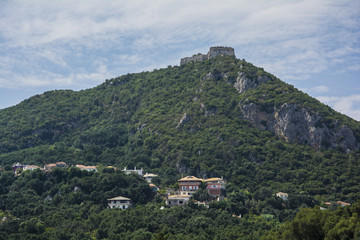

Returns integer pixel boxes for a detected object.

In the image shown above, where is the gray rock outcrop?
[239,102,359,151]
[233,72,271,94]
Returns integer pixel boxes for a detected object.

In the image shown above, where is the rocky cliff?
[238,101,359,151]
[230,72,359,151]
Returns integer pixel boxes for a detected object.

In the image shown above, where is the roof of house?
[276,192,288,196]
[149,183,158,188]
[178,176,203,182]
[204,177,223,182]
[25,165,41,169]
[107,196,131,201]
[167,195,192,199]
[76,164,97,169]
[56,162,67,165]
[45,163,57,167]
[337,201,351,206]
[144,173,158,177]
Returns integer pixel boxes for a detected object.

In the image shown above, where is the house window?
[212,185,217,188]
[179,201,183,204]
[189,186,192,190]
[123,205,125,209]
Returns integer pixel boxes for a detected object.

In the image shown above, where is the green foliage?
[264,201,360,240]
[0,55,359,238]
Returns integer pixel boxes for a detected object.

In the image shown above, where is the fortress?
[180,46,235,65]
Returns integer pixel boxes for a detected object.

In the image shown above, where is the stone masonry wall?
[180,46,235,65]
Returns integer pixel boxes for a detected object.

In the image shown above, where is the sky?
[0,0,359,120]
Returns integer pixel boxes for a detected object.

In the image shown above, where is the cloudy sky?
[1,0,359,120]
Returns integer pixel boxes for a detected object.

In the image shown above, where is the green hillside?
[0,55,360,239]
[1,55,359,198]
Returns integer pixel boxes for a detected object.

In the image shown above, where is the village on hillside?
[3,162,351,211]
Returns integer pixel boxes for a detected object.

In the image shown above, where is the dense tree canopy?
[0,55,359,238]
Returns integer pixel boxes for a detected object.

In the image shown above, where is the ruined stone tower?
[180,46,235,65]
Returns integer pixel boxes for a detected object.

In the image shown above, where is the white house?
[165,195,192,206]
[276,192,289,201]
[76,164,97,172]
[143,173,158,183]
[122,167,143,176]
[107,196,132,209]
[23,165,43,171]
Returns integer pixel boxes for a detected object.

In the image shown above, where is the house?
[149,183,159,192]
[12,162,26,173]
[76,164,97,172]
[44,162,68,171]
[0,166,3,173]
[122,167,143,176]
[143,173,158,183]
[166,195,192,206]
[276,192,289,201]
[56,162,67,168]
[337,201,351,207]
[23,165,42,171]
[178,176,203,195]
[204,177,226,196]
[44,163,57,171]
[107,196,132,209]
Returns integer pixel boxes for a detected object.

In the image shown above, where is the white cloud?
[0,0,359,95]
[311,85,330,94]
[317,95,360,121]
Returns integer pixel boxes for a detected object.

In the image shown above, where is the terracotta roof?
[107,196,131,201]
[149,183,158,188]
[337,201,351,206]
[45,164,57,167]
[178,176,203,181]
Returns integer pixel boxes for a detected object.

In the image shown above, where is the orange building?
[178,176,203,195]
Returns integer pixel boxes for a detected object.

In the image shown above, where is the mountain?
[1,50,360,239]
[0,53,359,199]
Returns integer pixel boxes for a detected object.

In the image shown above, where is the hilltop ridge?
[180,46,235,65]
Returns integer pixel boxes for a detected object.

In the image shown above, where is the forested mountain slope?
[0,55,359,201]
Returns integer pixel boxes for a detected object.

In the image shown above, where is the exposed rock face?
[176,113,191,129]
[233,72,271,94]
[239,102,359,151]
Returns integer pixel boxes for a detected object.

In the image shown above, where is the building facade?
[166,195,192,206]
[178,176,203,195]
[204,177,226,196]
[107,196,132,209]
[122,167,144,176]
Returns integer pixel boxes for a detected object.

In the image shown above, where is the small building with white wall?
[276,192,289,201]
[166,195,192,207]
[122,167,143,176]
[107,196,132,209]
[143,173,158,183]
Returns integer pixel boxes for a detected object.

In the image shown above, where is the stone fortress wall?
[180,46,235,65]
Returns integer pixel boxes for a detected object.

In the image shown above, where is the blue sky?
[1,0,359,120]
